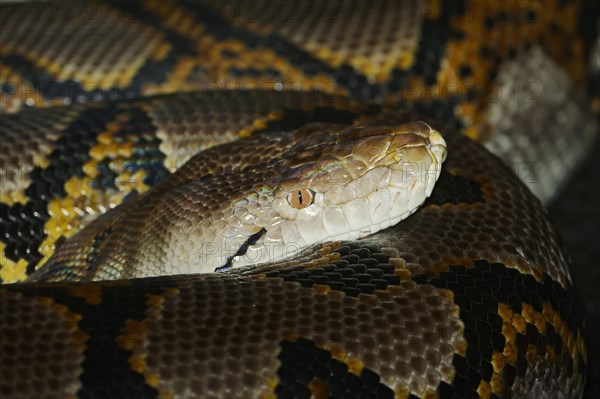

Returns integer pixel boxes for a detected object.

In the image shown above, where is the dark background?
[549,137,599,399]
[547,2,598,397]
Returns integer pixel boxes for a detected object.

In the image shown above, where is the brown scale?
[206,0,424,83]
[0,106,83,204]
[0,291,88,399]
[1,2,166,88]
[118,277,463,399]
[141,90,366,172]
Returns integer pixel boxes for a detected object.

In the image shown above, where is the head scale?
[199,122,447,273]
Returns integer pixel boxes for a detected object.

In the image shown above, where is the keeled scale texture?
[0,292,87,399]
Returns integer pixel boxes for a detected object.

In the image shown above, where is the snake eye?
[288,189,315,209]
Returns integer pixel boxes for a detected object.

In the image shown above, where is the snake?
[0,1,598,398]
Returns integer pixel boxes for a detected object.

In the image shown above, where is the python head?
[215,121,447,271]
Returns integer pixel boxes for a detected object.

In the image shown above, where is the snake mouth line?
[215,228,267,272]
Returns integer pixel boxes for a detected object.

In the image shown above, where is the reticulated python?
[0,1,598,398]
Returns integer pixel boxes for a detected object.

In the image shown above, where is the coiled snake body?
[0,1,598,398]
